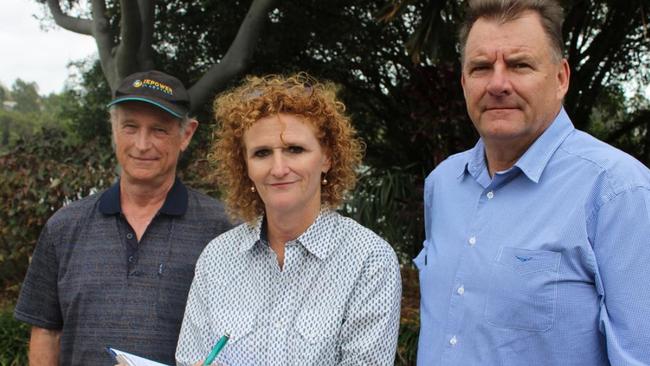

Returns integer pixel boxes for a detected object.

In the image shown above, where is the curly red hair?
[210,73,364,223]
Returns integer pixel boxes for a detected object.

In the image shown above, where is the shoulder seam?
[586,185,650,228]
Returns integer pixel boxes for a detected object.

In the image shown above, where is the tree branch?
[46,0,93,35]
[115,0,143,79]
[563,0,588,64]
[136,0,155,70]
[90,0,118,90]
[188,0,278,112]
[565,2,640,128]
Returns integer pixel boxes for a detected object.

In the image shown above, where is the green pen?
[203,333,230,366]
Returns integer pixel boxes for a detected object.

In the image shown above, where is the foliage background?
[2,0,650,364]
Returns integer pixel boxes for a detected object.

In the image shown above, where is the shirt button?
[457,285,465,295]
[449,336,458,346]
[468,236,476,246]
[274,321,282,329]
[126,233,134,240]
[128,255,134,263]
[487,191,494,199]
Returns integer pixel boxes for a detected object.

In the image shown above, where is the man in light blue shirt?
[416,0,650,365]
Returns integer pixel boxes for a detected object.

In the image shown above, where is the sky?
[0,0,97,95]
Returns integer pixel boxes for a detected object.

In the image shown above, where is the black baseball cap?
[107,70,190,119]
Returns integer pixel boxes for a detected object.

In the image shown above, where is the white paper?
[109,347,171,366]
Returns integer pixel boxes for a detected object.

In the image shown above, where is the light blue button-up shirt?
[417,108,650,365]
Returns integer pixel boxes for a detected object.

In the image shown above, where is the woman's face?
[243,113,331,219]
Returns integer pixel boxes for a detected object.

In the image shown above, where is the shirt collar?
[98,177,188,216]
[240,209,337,260]
[98,181,121,214]
[459,107,574,183]
[461,138,489,180]
[513,108,574,183]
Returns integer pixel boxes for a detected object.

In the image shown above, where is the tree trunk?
[46,0,278,112]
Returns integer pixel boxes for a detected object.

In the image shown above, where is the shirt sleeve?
[14,222,63,329]
[423,173,434,242]
[592,187,650,365]
[338,242,402,365]
[175,254,213,366]
[415,173,435,269]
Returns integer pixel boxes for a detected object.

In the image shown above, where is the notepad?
[108,347,171,366]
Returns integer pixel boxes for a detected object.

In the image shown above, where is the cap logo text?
[132,79,173,95]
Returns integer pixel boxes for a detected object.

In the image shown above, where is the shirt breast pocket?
[484,246,561,332]
[290,306,342,364]
[217,318,257,365]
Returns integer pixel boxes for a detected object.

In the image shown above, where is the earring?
[250,186,256,193]
[321,177,328,185]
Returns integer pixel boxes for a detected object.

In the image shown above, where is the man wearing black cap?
[14,70,231,365]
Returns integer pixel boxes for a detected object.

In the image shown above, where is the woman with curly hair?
[175,73,401,366]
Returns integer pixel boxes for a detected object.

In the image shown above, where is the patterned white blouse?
[175,210,402,365]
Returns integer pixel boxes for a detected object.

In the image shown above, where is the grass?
[0,303,29,366]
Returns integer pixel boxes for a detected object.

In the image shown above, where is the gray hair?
[458,0,565,63]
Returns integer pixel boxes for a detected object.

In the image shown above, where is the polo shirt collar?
[98,177,188,216]
[98,181,121,214]
[241,209,336,260]
[459,107,574,183]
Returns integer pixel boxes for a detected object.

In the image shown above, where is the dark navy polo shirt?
[15,178,231,365]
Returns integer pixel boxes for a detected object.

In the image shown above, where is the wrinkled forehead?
[242,113,324,148]
[464,13,552,62]
[464,44,539,63]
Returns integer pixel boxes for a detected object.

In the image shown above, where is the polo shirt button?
[274,321,283,329]
[487,191,494,199]
[457,285,465,295]
[468,236,476,246]
[126,233,134,240]
[449,336,458,346]
[128,255,135,263]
